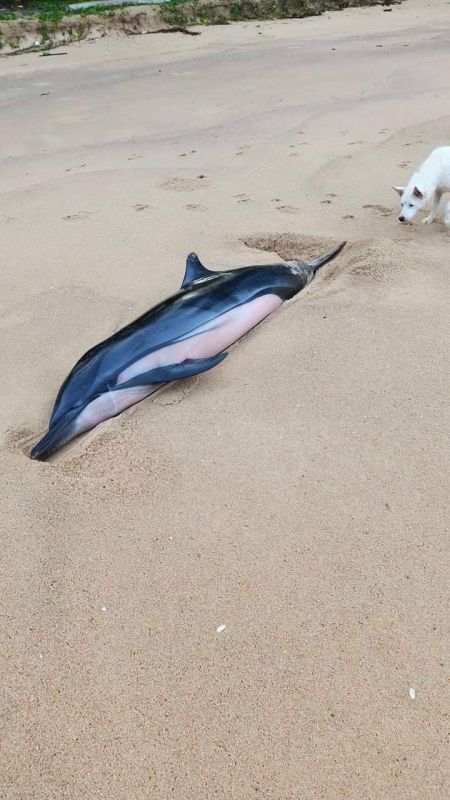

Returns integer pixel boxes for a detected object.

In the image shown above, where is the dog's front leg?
[423,190,442,223]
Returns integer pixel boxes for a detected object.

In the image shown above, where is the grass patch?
[0,0,402,54]
[160,0,399,28]
[0,1,158,23]
[1,0,401,23]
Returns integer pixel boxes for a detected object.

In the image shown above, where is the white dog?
[393,146,450,226]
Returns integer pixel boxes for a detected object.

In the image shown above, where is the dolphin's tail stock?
[31,408,80,460]
[307,241,346,275]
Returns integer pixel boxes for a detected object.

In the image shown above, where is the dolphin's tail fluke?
[31,409,80,461]
[307,241,346,274]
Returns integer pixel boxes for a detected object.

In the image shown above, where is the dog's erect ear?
[413,185,424,199]
[393,186,405,196]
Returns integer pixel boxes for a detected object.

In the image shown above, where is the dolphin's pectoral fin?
[116,352,228,389]
[181,252,216,288]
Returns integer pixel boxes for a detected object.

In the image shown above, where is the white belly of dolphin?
[74,385,155,435]
[117,293,283,385]
[73,294,282,436]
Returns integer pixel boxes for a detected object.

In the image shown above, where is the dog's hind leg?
[443,199,450,228]
[423,189,442,224]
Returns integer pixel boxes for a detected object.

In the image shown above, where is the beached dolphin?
[31,241,346,460]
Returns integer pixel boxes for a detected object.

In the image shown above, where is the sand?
[0,1,449,797]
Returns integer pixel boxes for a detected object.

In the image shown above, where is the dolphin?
[31,241,346,460]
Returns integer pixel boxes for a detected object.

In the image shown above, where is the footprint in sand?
[235,145,251,156]
[320,200,332,205]
[133,204,153,212]
[234,194,251,204]
[63,211,93,221]
[185,203,207,211]
[160,176,207,192]
[363,204,393,217]
[276,205,298,215]
[398,161,412,169]
[127,154,143,161]
[342,214,354,220]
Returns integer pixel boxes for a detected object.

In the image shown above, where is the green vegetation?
[0,1,132,22]
[0,0,401,54]
[0,1,150,53]
[160,0,398,28]
[0,0,401,24]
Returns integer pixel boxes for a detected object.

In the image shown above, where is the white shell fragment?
[409,687,416,700]
[216,624,226,634]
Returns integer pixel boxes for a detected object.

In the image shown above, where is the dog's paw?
[422,215,435,224]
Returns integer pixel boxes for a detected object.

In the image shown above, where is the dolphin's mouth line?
[30,401,85,460]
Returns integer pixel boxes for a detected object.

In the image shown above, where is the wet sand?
[0,1,449,797]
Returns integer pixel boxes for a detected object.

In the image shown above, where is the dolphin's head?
[285,259,314,287]
[31,412,80,460]
[286,241,346,280]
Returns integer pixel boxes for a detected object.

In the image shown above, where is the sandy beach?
[1,1,449,797]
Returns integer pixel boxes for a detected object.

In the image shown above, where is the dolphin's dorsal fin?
[181,252,215,288]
